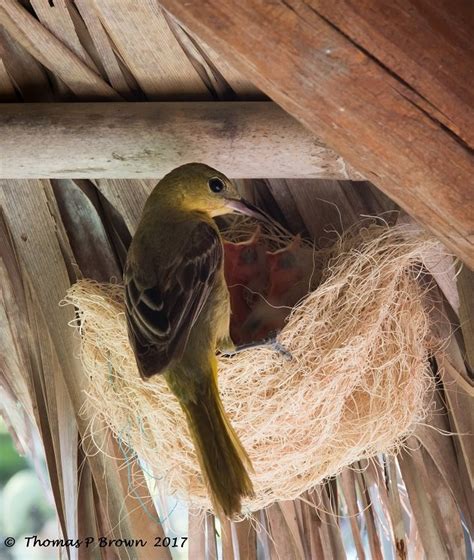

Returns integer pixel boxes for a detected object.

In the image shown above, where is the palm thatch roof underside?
[0,2,472,559]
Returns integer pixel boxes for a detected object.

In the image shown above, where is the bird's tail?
[172,361,254,517]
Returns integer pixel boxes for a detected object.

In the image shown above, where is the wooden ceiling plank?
[95,179,151,234]
[93,0,210,99]
[29,0,98,72]
[0,178,171,560]
[0,102,363,180]
[197,38,263,99]
[160,13,237,100]
[0,57,16,100]
[74,0,133,97]
[0,180,81,549]
[232,518,257,560]
[158,0,474,267]
[265,504,301,560]
[0,0,119,99]
[314,0,474,145]
[164,12,262,100]
[0,25,54,101]
[188,510,206,560]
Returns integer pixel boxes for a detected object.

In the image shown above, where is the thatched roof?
[0,2,472,559]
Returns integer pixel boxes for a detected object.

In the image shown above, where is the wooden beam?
[0,102,361,180]
[159,0,474,267]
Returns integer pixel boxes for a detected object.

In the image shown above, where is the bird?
[223,226,268,344]
[243,234,315,341]
[124,162,268,517]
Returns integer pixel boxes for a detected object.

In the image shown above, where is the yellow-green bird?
[124,163,265,517]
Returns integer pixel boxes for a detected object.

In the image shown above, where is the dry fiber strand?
[65,224,439,514]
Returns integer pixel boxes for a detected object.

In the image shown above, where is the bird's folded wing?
[124,221,223,378]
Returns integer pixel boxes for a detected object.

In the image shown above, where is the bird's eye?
[208,177,225,193]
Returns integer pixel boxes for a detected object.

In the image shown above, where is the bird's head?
[147,162,267,219]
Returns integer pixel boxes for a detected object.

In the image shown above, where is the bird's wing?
[124,221,223,378]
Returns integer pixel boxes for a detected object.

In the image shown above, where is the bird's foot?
[222,333,293,361]
[269,338,293,361]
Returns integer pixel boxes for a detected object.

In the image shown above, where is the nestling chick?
[223,226,268,344]
[243,234,315,341]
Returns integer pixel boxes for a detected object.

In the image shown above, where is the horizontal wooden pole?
[0,102,361,179]
[159,0,474,267]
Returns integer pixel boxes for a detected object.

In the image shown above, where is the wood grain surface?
[0,102,362,180]
[159,0,474,266]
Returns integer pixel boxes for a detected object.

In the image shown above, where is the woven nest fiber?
[65,223,438,515]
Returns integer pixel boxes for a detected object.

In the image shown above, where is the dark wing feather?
[124,221,223,378]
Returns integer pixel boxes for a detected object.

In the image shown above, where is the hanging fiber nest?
[64,223,440,515]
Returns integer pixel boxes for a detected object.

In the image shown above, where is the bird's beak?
[226,198,271,222]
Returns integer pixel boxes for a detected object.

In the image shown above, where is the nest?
[65,223,438,514]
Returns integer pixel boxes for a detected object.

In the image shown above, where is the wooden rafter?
[0,102,361,180]
[159,0,474,267]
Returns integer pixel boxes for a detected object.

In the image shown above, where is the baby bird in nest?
[243,234,315,341]
[223,226,268,344]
